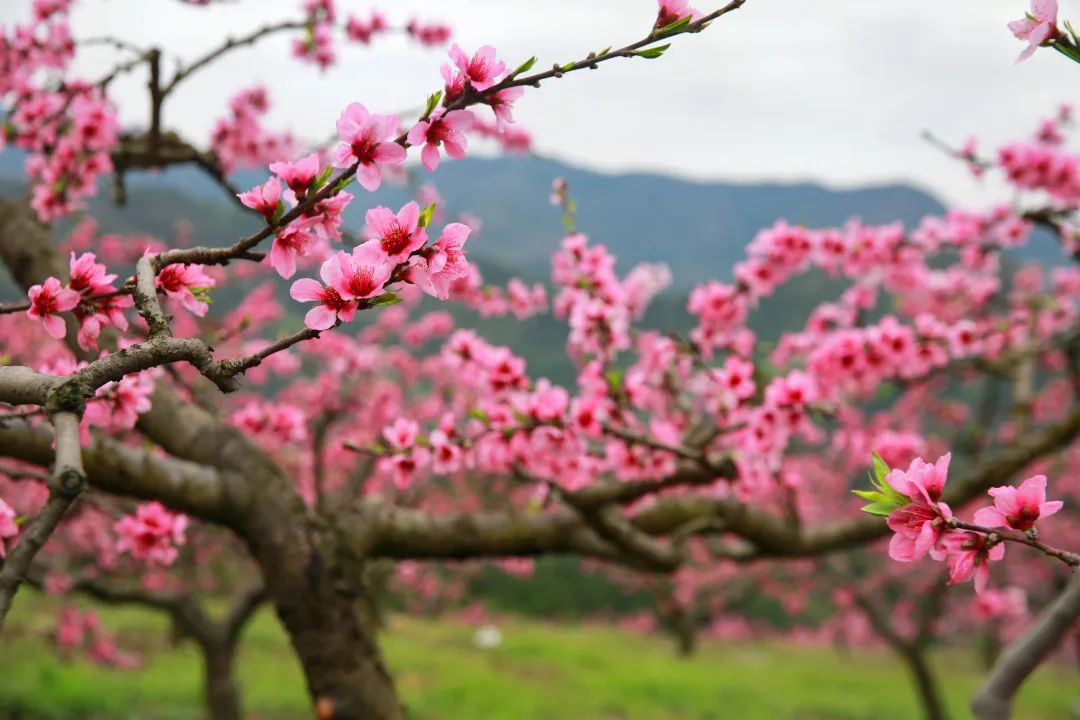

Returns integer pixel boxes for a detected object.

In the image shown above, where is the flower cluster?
[863,454,1066,594]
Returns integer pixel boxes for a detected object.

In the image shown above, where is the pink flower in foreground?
[289,250,390,331]
[238,177,283,220]
[325,247,392,301]
[448,44,506,92]
[1008,0,1059,62]
[27,277,80,339]
[942,531,1005,595]
[973,474,1063,532]
[407,109,474,171]
[886,453,950,505]
[406,223,471,300]
[68,252,116,295]
[656,0,702,28]
[885,454,953,562]
[156,263,214,317]
[384,418,420,449]
[330,103,406,191]
[0,498,18,558]
[361,202,428,264]
[114,502,188,567]
[268,152,321,196]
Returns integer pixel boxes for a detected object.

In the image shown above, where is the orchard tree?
[2,1,1080,720]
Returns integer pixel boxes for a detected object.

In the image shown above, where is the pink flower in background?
[448,44,506,91]
[384,418,420,449]
[269,152,321,195]
[973,474,1063,532]
[1008,0,1059,62]
[114,502,188,567]
[361,202,428,264]
[27,277,80,339]
[407,109,474,171]
[0,498,18,558]
[238,177,282,220]
[270,219,320,279]
[156,263,215,317]
[330,103,406,191]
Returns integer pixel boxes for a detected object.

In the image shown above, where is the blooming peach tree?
[0,1,1079,719]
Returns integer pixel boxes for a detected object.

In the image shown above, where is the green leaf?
[271,201,285,225]
[418,203,437,229]
[596,46,612,56]
[560,60,577,71]
[852,489,887,503]
[334,176,355,193]
[468,408,489,422]
[655,16,692,35]
[605,369,623,391]
[369,292,402,307]
[635,43,671,59]
[368,442,386,454]
[872,451,890,484]
[423,90,443,118]
[513,56,537,76]
[313,165,334,190]
[859,502,898,518]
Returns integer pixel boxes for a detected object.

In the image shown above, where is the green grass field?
[0,596,1075,719]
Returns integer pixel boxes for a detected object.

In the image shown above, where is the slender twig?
[945,517,1080,568]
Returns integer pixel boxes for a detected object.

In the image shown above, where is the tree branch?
[971,572,1080,720]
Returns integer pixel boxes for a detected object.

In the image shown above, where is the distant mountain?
[0,154,1067,382]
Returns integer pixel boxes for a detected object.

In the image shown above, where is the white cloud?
[3,0,1073,207]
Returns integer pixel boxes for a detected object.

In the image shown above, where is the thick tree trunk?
[900,645,950,720]
[201,641,242,720]
[240,486,405,720]
[673,608,698,658]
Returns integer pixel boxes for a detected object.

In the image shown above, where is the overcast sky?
[5,0,1076,207]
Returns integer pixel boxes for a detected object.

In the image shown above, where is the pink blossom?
[942,531,1005,595]
[972,474,1063,532]
[330,103,407,191]
[68,252,116,295]
[156,263,215,317]
[885,454,954,562]
[268,152,321,196]
[114,502,188,567]
[484,87,524,127]
[407,19,452,47]
[270,219,320,279]
[656,0,702,28]
[406,109,474,172]
[238,177,282,220]
[289,254,369,331]
[346,11,387,44]
[361,202,428,264]
[886,453,950,505]
[1008,0,1059,62]
[0,498,18,558]
[406,223,471,300]
[27,276,80,339]
[324,247,392,301]
[447,44,506,92]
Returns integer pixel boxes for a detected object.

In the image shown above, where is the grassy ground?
[0,597,1075,719]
